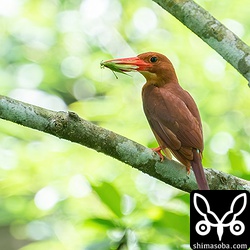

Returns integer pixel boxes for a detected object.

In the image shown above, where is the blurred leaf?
[228,149,246,174]
[172,193,190,205]
[85,239,111,250]
[19,240,64,250]
[85,217,119,229]
[92,182,123,218]
[153,210,189,241]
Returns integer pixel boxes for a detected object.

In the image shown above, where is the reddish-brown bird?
[101,52,209,190]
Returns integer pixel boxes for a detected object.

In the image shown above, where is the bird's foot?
[186,166,191,175]
[152,146,164,162]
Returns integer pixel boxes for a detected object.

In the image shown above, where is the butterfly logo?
[193,193,247,241]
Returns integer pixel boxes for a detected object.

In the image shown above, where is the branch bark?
[153,0,250,86]
[0,95,249,192]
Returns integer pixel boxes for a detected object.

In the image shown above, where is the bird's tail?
[191,149,209,190]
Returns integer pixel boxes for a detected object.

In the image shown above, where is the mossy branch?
[0,95,249,192]
[153,0,250,85]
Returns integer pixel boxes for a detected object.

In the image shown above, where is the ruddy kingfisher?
[101,52,209,190]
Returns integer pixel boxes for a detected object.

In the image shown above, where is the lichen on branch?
[0,95,249,192]
[153,0,250,85]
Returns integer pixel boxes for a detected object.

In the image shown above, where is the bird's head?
[101,52,178,85]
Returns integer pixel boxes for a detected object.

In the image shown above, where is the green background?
[0,0,249,249]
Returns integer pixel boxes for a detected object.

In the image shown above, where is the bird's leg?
[152,146,164,162]
[186,166,191,175]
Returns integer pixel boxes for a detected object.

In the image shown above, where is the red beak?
[101,56,151,73]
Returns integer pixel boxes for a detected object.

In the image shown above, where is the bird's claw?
[152,146,164,162]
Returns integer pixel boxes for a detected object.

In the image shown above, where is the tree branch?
[0,95,249,192]
[153,0,250,86]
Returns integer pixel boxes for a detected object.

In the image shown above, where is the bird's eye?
[150,56,158,63]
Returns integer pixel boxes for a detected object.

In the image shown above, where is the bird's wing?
[143,86,203,161]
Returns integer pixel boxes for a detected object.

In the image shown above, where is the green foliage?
[0,0,250,249]
[92,182,123,218]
